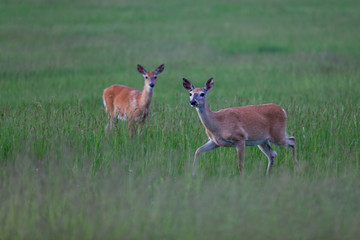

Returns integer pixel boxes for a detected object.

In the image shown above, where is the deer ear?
[137,64,147,74]
[205,78,214,91]
[155,64,165,74]
[183,78,194,91]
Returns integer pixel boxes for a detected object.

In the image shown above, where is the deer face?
[183,78,214,108]
[138,64,165,92]
[143,71,157,91]
[188,88,207,107]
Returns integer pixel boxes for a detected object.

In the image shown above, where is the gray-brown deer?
[182,77,296,176]
[103,64,164,136]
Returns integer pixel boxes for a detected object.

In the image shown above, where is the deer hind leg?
[103,94,115,131]
[258,140,277,175]
[106,110,115,131]
[193,140,218,177]
[235,140,246,175]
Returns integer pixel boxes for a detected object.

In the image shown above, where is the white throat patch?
[146,86,154,92]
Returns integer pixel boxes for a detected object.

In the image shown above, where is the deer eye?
[200,93,205,97]
[145,76,148,79]
[189,93,192,96]
[154,76,157,79]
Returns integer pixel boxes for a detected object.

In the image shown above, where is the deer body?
[196,103,287,147]
[103,64,164,135]
[183,78,296,176]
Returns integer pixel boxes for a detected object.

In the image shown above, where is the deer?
[103,64,165,136]
[182,77,296,176]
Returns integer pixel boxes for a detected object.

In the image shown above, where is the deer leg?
[258,141,277,175]
[235,140,246,175]
[128,119,135,138]
[287,136,297,170]
[106,111,115,131]
[272,135,297,172]
[138,115,147,135]
[193,140,218,177]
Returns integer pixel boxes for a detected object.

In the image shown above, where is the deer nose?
[149,83,155,88]
[190,100,197,106]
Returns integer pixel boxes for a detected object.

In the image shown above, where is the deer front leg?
[193,140,218,177]
[287,136,297,170]
[235,140,246,175]
[138,114,148,135]
[128,119,135,138]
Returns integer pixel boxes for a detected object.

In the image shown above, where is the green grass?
[1,0,360,239]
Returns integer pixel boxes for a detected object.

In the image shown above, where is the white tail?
[183,77,296,176]
[103,64,164,136]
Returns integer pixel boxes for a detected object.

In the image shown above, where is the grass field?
[1,0,360,239]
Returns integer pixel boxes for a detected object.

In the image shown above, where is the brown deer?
[103,64,164,136]
[182,77,296,176]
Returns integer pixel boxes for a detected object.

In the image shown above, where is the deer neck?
[196,103,218,133]
[140,85,153,110]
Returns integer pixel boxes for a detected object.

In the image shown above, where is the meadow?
[1,0,359,239]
